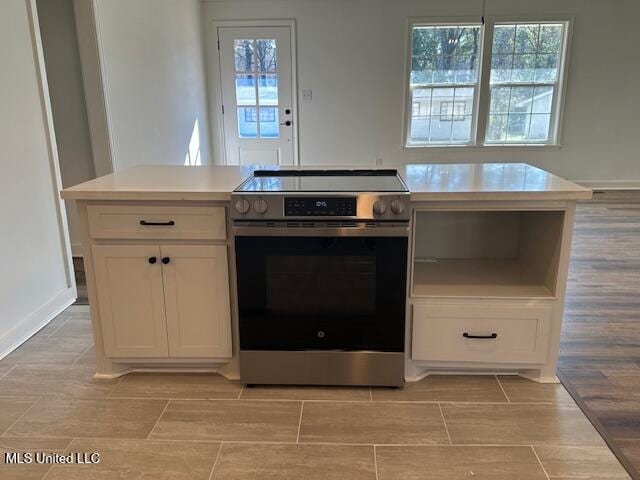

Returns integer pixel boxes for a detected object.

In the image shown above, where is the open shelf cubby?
[412,210,565,298]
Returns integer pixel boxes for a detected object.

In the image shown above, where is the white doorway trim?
[208,19,299,165]
[27,0,76,295]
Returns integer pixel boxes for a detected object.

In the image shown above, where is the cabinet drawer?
[87,205,226,240]
[412,303,552,364]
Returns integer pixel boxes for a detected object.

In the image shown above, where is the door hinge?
[221,105,225,114]
[217,39,220,50]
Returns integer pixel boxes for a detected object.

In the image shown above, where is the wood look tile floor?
[558,191,640,478]
[0,191,638,478]
[0,316,627,480]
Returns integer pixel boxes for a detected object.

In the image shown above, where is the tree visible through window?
[486,23,566,144]
[408,25,481,145]
[234,39,279,138]
[406,20,569,147]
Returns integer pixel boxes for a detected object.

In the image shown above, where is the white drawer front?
[87,205,226,240]
[412,303,552,364]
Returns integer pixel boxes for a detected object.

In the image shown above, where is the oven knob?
[391,199,406,215]
[234,199,250,214]
[373,200,387,215]
[253,199,268,214]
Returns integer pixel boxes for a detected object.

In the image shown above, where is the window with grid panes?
[405,20,569,147]
[440,101,466,121]
[234,39,279,138]
[486,22,567,144]
[407,24,482,145]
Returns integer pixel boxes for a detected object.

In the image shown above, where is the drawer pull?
[139,220,175,226]
[463,332,498,339]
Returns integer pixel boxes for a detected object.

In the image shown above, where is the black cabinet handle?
[148,256,157,264]
[140,220,175,226]
[161,257,170,264]
[463,332,498,339]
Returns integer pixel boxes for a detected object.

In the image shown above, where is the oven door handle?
[232,224,409,237]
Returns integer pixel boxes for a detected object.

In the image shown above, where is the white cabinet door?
[161,245,232,358]
[92,245,169,357]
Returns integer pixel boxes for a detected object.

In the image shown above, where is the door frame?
[209,19,299,165]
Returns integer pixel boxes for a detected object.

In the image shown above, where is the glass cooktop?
[235,169,408,193]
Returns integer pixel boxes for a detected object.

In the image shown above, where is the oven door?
[235,234,407,352]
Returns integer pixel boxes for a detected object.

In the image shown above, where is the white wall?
[203,0,640,186]
[0,0,76,359]
[37,0,95,256]
[92,0,211,170]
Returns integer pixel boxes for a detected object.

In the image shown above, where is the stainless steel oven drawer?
[240,350,405,387]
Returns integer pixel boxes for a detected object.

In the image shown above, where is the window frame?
[478,16,572,146]
[403,15,573,149]
[403,18,485,148]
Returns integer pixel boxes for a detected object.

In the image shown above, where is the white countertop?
[61,165,253,201]
[61,163,592,202]
[403,163,592,201]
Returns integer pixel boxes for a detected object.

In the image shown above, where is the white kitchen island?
[61,163,591,383]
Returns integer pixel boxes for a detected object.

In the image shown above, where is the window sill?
[403,143,562,151]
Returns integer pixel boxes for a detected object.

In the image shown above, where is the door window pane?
[256,39,277,72]
[257,75,278,105]
[259,107,279,138]
[235,74,256,105]
[238,107,258,138]
[234,39,254,72]
[233,38,280,139]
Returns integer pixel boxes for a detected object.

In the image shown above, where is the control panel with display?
[284,197,357,216]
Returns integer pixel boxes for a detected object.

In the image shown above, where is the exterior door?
[161,245,232,358]
[92,245,169,357]
[218,26,295,165]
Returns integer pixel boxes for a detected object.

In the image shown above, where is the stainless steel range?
[231,169,409,386]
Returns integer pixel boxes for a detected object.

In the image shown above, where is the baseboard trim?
[406,369,521,383]
[94,366,224,381]
[0,288,76,360]
[575,180,640,190]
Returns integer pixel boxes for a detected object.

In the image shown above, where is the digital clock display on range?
[284,197,357,216]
